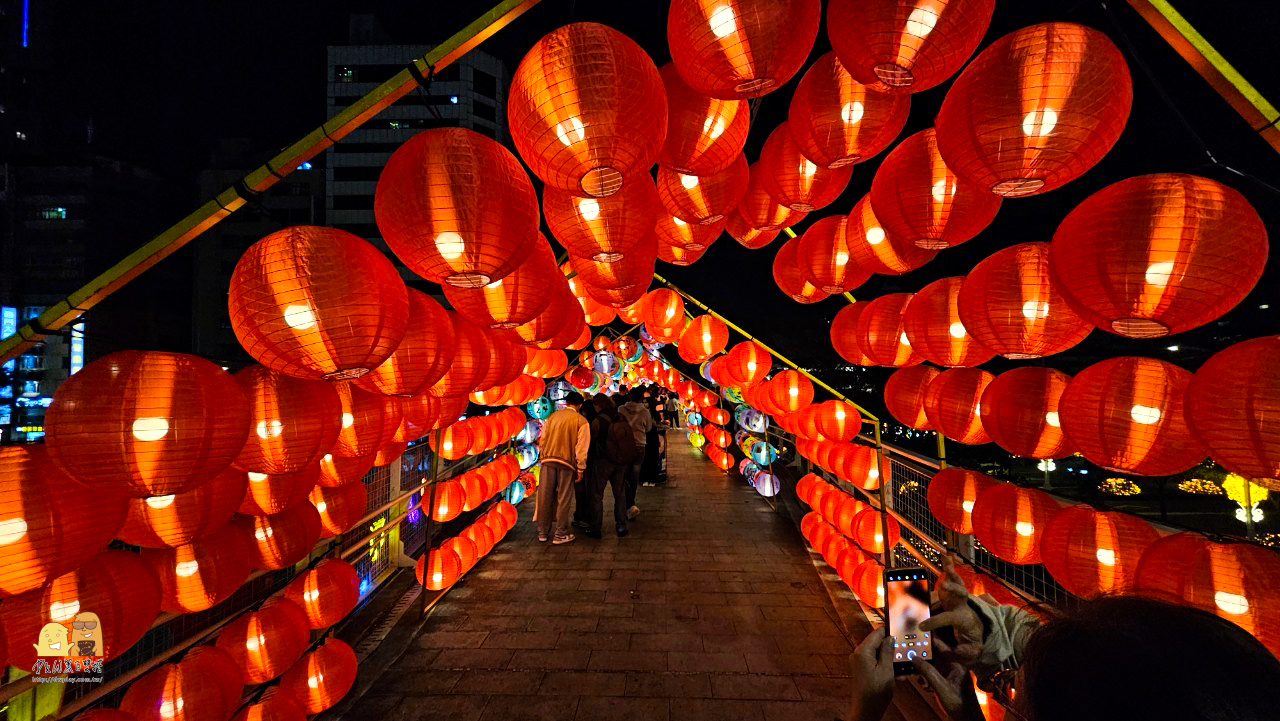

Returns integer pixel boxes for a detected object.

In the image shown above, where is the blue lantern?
[526,396,552,420]
[518,419,544,444]
[687,411,704,426]
[593,350,620,377]
[548,380,573,402]
[516,444,540,470]
[750,441,778,465]
[503,480,527,504]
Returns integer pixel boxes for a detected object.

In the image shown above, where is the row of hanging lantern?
[417,500,519,591]
[797,472,903,609]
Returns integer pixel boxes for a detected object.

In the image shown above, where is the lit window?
[39,207,67,220]
[336,67,356,82]
[15,131,26,141]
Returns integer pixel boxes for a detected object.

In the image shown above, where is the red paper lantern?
[1049,174,1268,338]
[229,226,409,379]
[957,242,1092,359]
[1179,541,1280,653]
[798,215,873,294]
[310,482,368,538]
[766,370,814,415]
[1060,357,1207,476]
[654,213,725,255]
[474,330,525,392]
[0,446,127,598]
[376,128,538,287]
[284,558,360,630]
[657,63,750,175]
[493,500,519,532]
[463,521,496,558]
[870,128,1002,250]
[657,157,749,228]
[852,509,900,554]
[735,163,809,234]
[788,51,910,169]
[278,638,358,714]
[927,468,996,534]
[442,536,480,574]
[216,596,310,683]
[1133,531,1206,602]
[773,235,831,304]
[1186,337,1280,486]
[509,22,666,197]
[828,0,993,93]
[725,211,781,250]
[884,365,941,430]
[831,443,881,491]
[46,351,250,497]
[331,382,401,459]
[120,466,247,548]
[356,290,456,397]
[722,341,772,387]
[830,302,877,366]
[902,277,997,367]
[395,394,442,444]
[971,483,1061,564]
[979,367,1075,459]
[923,368,994,445]
[678,315,729,363]
[234,366,341,475]
[852,559,886,607]
[856,293,924,367]
[142,523,255,613]
[813,401,862,443]
[443,239,558,330]
[570,234,658,293]
[234,502,323,571]
[667,0,821,99]
[1039,505,1160,598]
[658,239,711,266]
[121,651,237,721]
[232,687,308,721]
[759,123,853,212]
[642,288,686,335]
[545,175,660,262]
[429,313,491,399]
[189,641,254,714]
[835,495,869,538]
[416,547,463,591]
[429,480,467,523]
[318,452,374,489]
[844,193,938,275]
[935,23,1133,197]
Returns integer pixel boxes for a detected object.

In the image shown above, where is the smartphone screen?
[885,568,932,673]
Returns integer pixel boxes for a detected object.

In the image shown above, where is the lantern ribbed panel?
[233,688,307,721]
[658,63,750,175]
[1179,541,1280,654]
[927,468,996,534]
[569,230,659,291]
[844,193,938,275]
[935,23,1133,197]
[737,163,810,232]
[655,212,725,253]
[1186,337,1280,487]
[814,400,862,442]
[474,331,526,392]
[979,367,1075,459]
[726,211,781,249]
[657,155,750,225]
[789,52,911,169]
[884,365,941,430]
[853,559,886,607]
[902,277,997,367]
[310,482,368,537]
[510,291,578,346]
[45,351,249,497]
[417,547,463,591]
[120,466,246,548]
[957,242,1092,359]
[430,480,467,522]
[870,128,1002,250]
[509,23,667,197]
[658,239,711,266]
[759,123,853,212]
[142,522,254,613]
[724,341,771,386]
[283,559,360,630]
[856,293,924,367]
[1059,357,1207,476]
[774,236,831,304]
[678,315,729,363]
[395,394,441,443]
[798,215,873,294]
[443,536,480,573]
[332,382,400,459]
[121,650,237,721]
[234,366,340,475]
[545,175,660,262]
[835,443,880,490]
[186,646,246,720]
[827,0,994,93]
[229,226,408,379]
[582,275,653,310]
[667,0,821,99]
[923,368,994,445]
[971,483,1060,564]
[216,597,310,683]
[642,288,686,334]
[1049,174,1268,339]
[444,239,558,330]
[279,639,358,714]
[765,370,814,414]
[355,290,456,397]
[235,502,323,571]
[1039,506,1160,598]
[852,508,900,554]
[429,313,492,399]
[377,128,538,287]
[830,302,877,366]
[836,495,868,537]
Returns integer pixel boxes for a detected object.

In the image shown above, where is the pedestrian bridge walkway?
[338,447,930,721]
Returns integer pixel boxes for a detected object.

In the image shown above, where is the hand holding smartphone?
[884,567,932,675]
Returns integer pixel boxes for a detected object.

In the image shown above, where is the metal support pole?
[934,432,947,471]
[873,421,894,571]
[419,432,443,618]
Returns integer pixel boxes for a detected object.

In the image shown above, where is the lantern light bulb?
[341,413,354,429]
[841,101,864,125]
[962,500,975,513]
[1129,404,1162,425]
[1214,591,1250,615]
[866,227,885,244]
[577,197,600,221]
[1021,300,1050,319]
[1095,547,1117,566]
[1021,107,1058,137]
[1015,521,1035,537]
[948,321,966,339]
[145,495,176,509]
[555,116,586,146]
[905,5,939,38]
[131,417,170,442]
[680,174,699,189]
[0,517,28,545]
[1145,261,1174,286]
[283,304,317,330]
[709,5,737,38]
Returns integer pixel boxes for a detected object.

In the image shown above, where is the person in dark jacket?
[585,394,631,537]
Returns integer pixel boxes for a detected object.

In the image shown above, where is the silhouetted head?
[564,392,584,408]
[629,387,646,403]
[593,395,615,413]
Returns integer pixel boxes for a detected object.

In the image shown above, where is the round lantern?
[442,536,480,574]
[927,468,996,535]
[884,365,941,430]
[229,226,409,380]
[356,289,456,397]
[278,638,358,714]
[215,596,310,683]
[765,371,814,414]
[234,366,341,475]
[657,156,750,226]
[1133,531,1206,602]
[856,293,924,367]
[935,23,1133,197]
[723,341,772,387]
[814,400,861,442]
[852,559,887,607]
[570,239,658,295]
[843,193,938,275]
[678,315,730,364]
[142,523,255,613]
[979,367,1075,459]
[429,313,491,399]
[759,123,853,212]
[121,651,237,721]
[830,302,877,366]
[774,235,831,304]
[284,559,360,630]
[443,238,557,330]
[835,495,869,538]
[416,546,463,591]
[831,443,881,490]
[235,502,323,571]
[827,0,994,93]
[970,483,1061,564]
[475,331,525,392]
[725,211,781,250]
[1177,540,1280,653]
[667,0,821,99]
[957,242,1093,359]
[902,277,997,367]
[1039,505,1160,598]
[310,482,368,538]
[737,162,809,230]
[121,466,247,548]
[395,394,442,444]
[658,63,750,175]
[429,480,467,523]
[642,288,686,335]
[736,406,768,433]
[1186,337,1280,486]
[852,509,900,554]
[870,128,1002,250]
[331,382,400,459]
[509,22,667,197]
[45,351,250,497]
[232,687,308,721]
[923,368,994,445]
[526,397,553,421]
[376,128,538,287]
[798,215,873,294]
[1049,174,1268,339]
[545,175,660,262]
[788,52,910,169]
[463,521,497,558]
[1060,356,1207,476]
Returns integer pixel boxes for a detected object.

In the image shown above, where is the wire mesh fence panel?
[890,456,948,546]
[897,525,944,570]
[972,543,1076,607]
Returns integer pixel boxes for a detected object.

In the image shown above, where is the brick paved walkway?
[350,446,893,721]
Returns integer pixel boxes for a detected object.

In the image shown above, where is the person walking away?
[585,395,637,537]
[616,387,654,519]
[535,392,589,545]
[574,394,608,531]
[664,392,679,426]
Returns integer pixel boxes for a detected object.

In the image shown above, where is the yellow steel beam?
[0,0,541,365]
[1127,0,1280,153]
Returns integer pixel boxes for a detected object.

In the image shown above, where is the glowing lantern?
[1186,337,1280,487]
[1133,531,1205,602]
[235,503,323,571]
[759,123,852,212]
[232,687,308,721]
[283,559,360,630]
[121,466,247,548]
[443,239,558,330]
[1039,505,1160,598]
[376,128,538,287]
[416,547,462,591]
[788,51,910,169]
[76,712,145,721]
[856,293,924,367]
[356,290,455,397]
[935,23,1133,197]
[843,193,938,275]
[831,443,881,490]
[678,315,729,363]
[722,341,772,387]
[428,480,467,523]
[545,175,660,262]
[656,156,750,227]
[429,313,491,399]
[923,368,994,445]
[278,638,358,714]
[474,331,525,391]
[657,63,750,174]
[216,597,310,683]
[331,382,400,459]
[835,496,869,538]
[1049,174,1267,339]
[309,482,368,538]
[464,520,497,558]
[442,536,480,574]
[774,235,831,304]
[979,367,1075,459]
[121,651,237,721]
[957,242,1092,359]
[765,371,814,415]
[1177,541,1280,654]
[509,22,667,197]
[797,215,873,294]
[725,211,781,250]
[229,226,408,380]
[45,351,250,497]
[852,559,886,607]
[569,234,659,292]
[884,366,940,430]
[852,509,900,554]
[971,483,1061,564]
[814,401,861,442]
[902,277,997,367]
[395,394,441,444]
[142,523,255,613]
[736,162,809,230]
[642,289,686,335]
[667,0,821,99]
[234,366,341,475]
[927,468,995,535]
[830,302,877,366]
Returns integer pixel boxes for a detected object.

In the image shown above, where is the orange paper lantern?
[766,370,814,415]
[735,163,809,233]
[232,687,307,721]
[234,502,323,571]
[1039,505,1160,598]
[121,650,237,721]
[971,483,1061,564]
[830,302,877,366]
[773,235,831,304]
[721,341,772,387]
[759,122,852,212]
[278,639,358,714]
[927,468,997,535]
[428,313,492,399]
[283,558,361,630]
[215,596,310,683]
[142,523,255,613]
[852,508,900,554]
[856,293,924,367]
[331,382,401,459]
[979,367,1075,459]
[429,480,467,523]
[657,63,750,175]
[678,315,730,363]
[843,193,938,275]
[923,368,994,445]
[788,51,910,168]
[814,400,862,442]
[902,277,997,367]
[1186,337,1280,486]
[356,289,456,397]
[545,175,660,262]
[310,482,368,538]
[1179,541,1280,654]
[443,239,559,330]
[121,466,247,548]
[884,365,941,430]
[416,547,463,591]
[797,215,873,294]
[318,452,375,488]
[656,155,750,227]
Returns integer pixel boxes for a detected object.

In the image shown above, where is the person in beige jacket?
[535,392,590,544]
